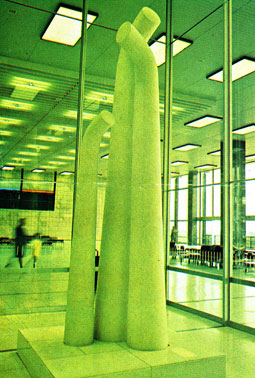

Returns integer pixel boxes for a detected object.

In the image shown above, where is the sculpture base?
[17,326,225,378]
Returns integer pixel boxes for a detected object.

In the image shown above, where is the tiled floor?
[0,269,254,377]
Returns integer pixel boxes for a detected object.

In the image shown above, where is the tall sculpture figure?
[64,111,114,346]
[95,8,168,350]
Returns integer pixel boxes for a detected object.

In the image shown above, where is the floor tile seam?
[0,290,67,296]
[178,298,222,304]
[115,345,161,368]
[175,325,224,333]
[0,308,66,316]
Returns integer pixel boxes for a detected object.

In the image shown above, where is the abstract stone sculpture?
[95,7,168,351]
[64,7,168,351]
[64,111,114,346]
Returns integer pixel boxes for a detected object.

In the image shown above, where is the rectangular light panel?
[64,110,96,120]
[245,154,255,161]
[49,125,76,132]
[0,99,33,111]
[60,171,74,175]
[0,116,22,125]
[173,144,201,151]
[58,156,75,160]
[208,58,255,82]
[2,165,15,170]
[185,115,222,128]
[36,135,63,142]
[0,130,12,136]
[171,161,188,166]
[101,154,109,159]
[233,124,255,135]
[195,164,217,169]
[207,150,221,156]
[26,144,50,150]
[32,169,45,173]
[18,151,39,156]
[150,34,192,67]
[42,6,97,46]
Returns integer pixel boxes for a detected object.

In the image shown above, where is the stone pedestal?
[18,326,226,378]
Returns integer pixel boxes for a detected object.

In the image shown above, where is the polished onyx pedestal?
[17,326,225,378]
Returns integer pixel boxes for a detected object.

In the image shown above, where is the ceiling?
[0,0,255,177]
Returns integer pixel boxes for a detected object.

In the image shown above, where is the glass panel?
[213,184,221,216]
[178,189,188,219]
[245,181,255,216]
[167,271,222,318]
[230,283,255,327]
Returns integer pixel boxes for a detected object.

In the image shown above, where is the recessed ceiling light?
[0,116,22,125]
[31,168,45,173]
[6,162,24,166]
[49,125,76,132]
[103,131,111,138]
[11,77,50,91]
[0,99,33,111]
[233,124,255,135]
[60,171,74,175]
[207,150,221,156]
[185,115,222,128]
[2,165,15,170]
[26,144,49,150]
[101,154,109,159]
[0,130,13,136]
[18,151,39,156]
[171,161,188,166]
[48,161,66,165]
[173,144,201,151]
[195,164,217,169]
[36,135,63,142]
[87,91,114,104]
[64,110,96,120]
[42,6,98,46]
[58,156,75,160]
[150,33,192,67]
[207,57,255,82]
[245,154,255,161]
[69,149,76,154]
[12,157,31,162]
[0,141,5,145]
[100,143,108,148]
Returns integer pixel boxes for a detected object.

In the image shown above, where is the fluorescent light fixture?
[40,165,57,169]
[245,154,255,161]
[2,165,15,170]
[36,135,63,142]
[0,141,4,145]
[195,164,217,169]
[64,110,96,120]
[207,57,255,82]
[233,124,255,135]
[10,77,50,100]
[173,144,201,151]
[0,99,33,111]
[171,171,180,175]
[101,154,109,159]
[150,33,192,67]
[69,149,76,154]
[185,115,222,128]
[159,103,184,114]
[49,125,76,132]
[18,151,39,156]
[48,161,65,165]
[11,77,50,91]
[6,162,24,166]
[87,91,114,104]
[58,156,75,160]
[31,168,45,173]
[12,157,31,162]
[60,171,74,175]
[207,150,221,156]
[42,6,98,46]
[100,143,108,148]
[0,116,22,125]
[26,144,49,150]
[0,130,12,136]
[171,161,188,166]
[103,131,111,138]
